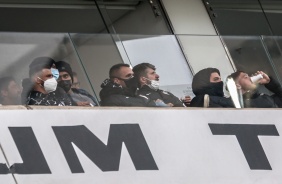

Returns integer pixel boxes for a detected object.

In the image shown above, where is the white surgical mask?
[38,77,57,93]
[145,77,160,90]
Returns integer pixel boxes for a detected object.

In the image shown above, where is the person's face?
[36,68,53,86]
[40,68,53,81]
[58,71,72,82]
[140,68,159,86]
[236,72,256,91]
[114,66,134,88]
[72,76,80,89]
[145,68,159,81]
[4,80,22,104]
[210,72,221,83]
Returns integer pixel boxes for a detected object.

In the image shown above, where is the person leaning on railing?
[25,57,73,106]
[133,62,190,107]
[99,63,168,107]
[229,70,282,108]
[190,68,234,108]
[56,61,98,107]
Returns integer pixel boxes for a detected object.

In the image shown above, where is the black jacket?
[71,88,99,106]
[243,77,282,108]
[190,95,234,107]
[99,79,156,107]
[137,85,184,107]
[27,89,73,106]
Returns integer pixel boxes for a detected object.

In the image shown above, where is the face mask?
[58,80,72,92]
[38,77,57,93]
[51,68,59,80]
[118,76,138,91]
[144,77,160,90]
[209,81,224,97]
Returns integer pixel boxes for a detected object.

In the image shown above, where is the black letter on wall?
[9,127,51,174]
[209,124,279,170]
[52,124,158,173]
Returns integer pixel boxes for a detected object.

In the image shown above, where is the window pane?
[0,32,98,104]
[260,0,282,35]
[69,33,125,100]
[204,0,272,35]
[120,34,193,97]
[97,0,172,34]
[0,1,106,33]
[223,35,280,94]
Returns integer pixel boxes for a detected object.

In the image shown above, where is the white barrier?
[0,108,281,184]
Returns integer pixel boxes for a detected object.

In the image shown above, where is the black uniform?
[137,85,184,107]
[27,90,73,106]
[190,68,234,108]
[243,77,282,108]
[190,95,234,107]
[99,79,156,107]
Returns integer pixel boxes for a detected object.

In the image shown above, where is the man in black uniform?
[133,63,188,107]
[99,63,161,107]
[229,70,282,108]
[56,61,98,106]
[26,57,72,106]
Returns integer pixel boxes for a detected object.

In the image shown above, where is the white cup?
[250,74,263,83]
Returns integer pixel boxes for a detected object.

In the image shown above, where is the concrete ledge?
[0,105,28,110]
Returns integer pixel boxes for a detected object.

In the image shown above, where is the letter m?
[52,124,158,173]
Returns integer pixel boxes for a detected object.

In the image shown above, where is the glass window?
[119,34,193,98]
[262,36,282,84]
[0,32,98,105]
[260,0,282,35]
[69,33,125,100]
[222,35,281,94]
[0,1,106,33]
[203,0,272,35]
[97,0,172,34]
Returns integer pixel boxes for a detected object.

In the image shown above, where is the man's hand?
[256,71,270,85]
[182,95,191,106]
[155,99,171,107]
[77,101,91,106]
[166,103,174,107]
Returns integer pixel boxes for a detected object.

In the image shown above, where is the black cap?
[56,61,73,82]
[29,57,55,77]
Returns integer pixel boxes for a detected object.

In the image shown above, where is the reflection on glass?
[223,36,276,75]
[98,0,172,34]
[70,33,125,99]
[204,0,272,35]
[0,2,106,33]
[222,35,280,94]
[226,77,242,108]
[0,32,98,104]
[260,0,282,35]
[119,34,193,98]
[263,36,282,84]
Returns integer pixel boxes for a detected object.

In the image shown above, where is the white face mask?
[38,77,57,93]
[144,77,160,90]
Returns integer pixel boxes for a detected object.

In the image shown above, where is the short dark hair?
[133,63,156,80]
[29,57,55,78]
[229,70,244,81]
[109,63,130,79]
[0,77,15,102]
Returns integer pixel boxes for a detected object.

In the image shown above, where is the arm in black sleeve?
[209,96,235,108]
[265,77,282,97]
